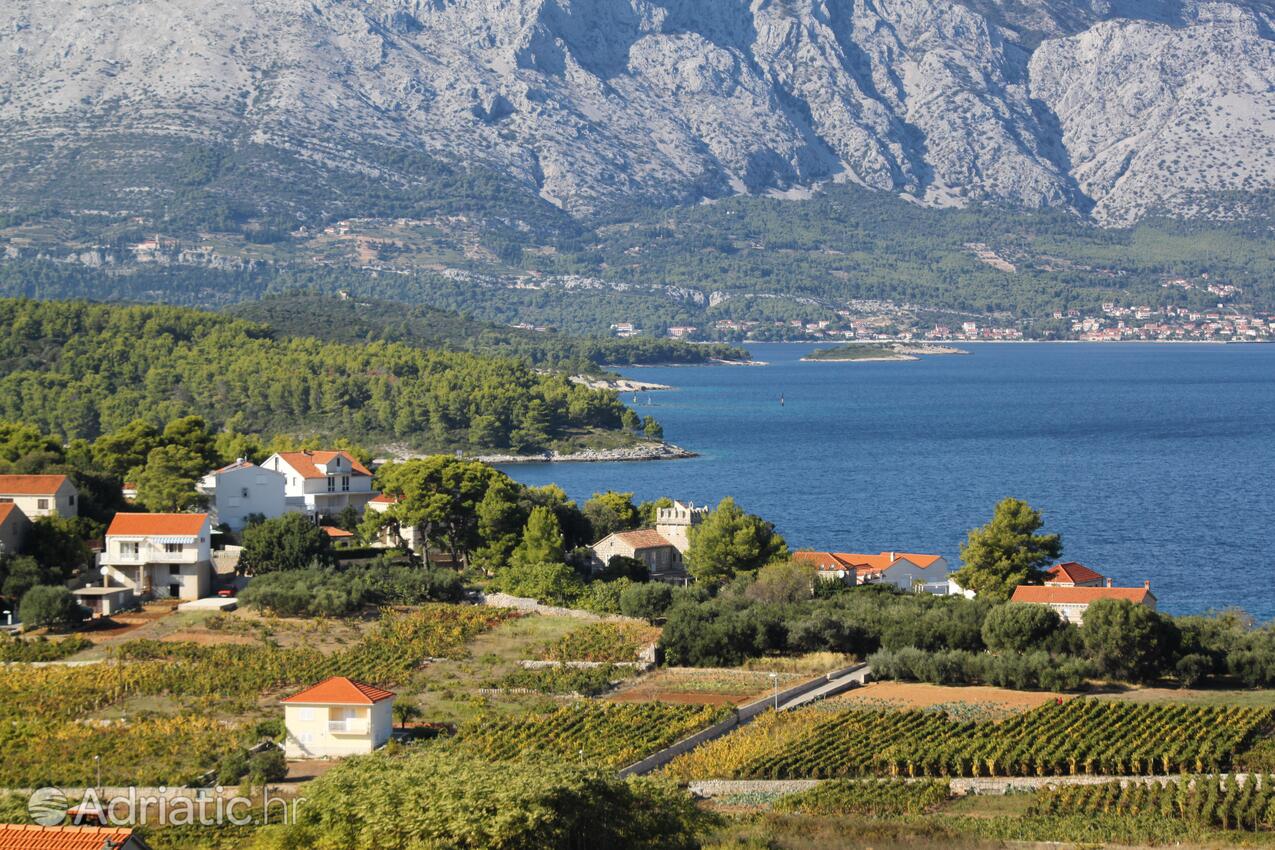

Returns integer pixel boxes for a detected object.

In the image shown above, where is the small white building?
[282,676,396,759]
[262,451,377,519]
[0,474,79,518]
[99,513,213,601]
[366,493,424,551]
[198,459,287,530]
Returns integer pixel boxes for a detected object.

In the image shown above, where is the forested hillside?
[223,295,747,370]
[0,299,639,452]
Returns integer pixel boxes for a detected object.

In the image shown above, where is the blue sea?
[500,343,1275,620]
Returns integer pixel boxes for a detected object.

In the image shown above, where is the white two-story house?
[197,459,287,530]
[262,451,377,519]
[100,513,212,601]
[0,474,79,518]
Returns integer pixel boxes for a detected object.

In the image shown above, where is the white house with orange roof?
[1011,580,1156,624]
[366,493,424,551]
[0,824,152,850]
[281,676,396,758]
[800,551,949,590]
[197,459,286,530]
[99,513,212,600]
[0,473,79,518]
[263,450,377,518]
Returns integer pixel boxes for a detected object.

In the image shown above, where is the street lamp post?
[769,672,779,711]
[94,754,101,793]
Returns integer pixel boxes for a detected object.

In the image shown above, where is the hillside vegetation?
[0,298,638,452]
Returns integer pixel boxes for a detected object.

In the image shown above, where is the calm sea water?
[500,343,1275,620]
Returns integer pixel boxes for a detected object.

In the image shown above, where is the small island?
[803,342,969,362]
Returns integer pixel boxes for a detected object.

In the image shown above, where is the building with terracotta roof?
[1010,581,1156,624]
[1044,562,1106,588]
[588,501,706,582]
[99,513,212,601]
[794,550,949,590]
[0,502,31,557]
[263,451,376,518]
[197,459,286,530]
[0,474,78,518]
[281,676,396,758]
[0,824,150,850]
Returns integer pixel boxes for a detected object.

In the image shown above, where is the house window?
[120,541,139,557]
[341,475,350,492]
[241,487,250,499]
[164,543,184,554]
[68,495,76,506]
[327,476,336,492]
[37,498,48,510]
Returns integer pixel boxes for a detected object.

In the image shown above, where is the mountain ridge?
[2,0,1273,228]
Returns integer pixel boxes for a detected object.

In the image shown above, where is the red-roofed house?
[99,513,212,601]
[0,502,31,557]
[0,474,79,518]
[792,551,858,582]
[1010,581,1156,624]
[0,823,151,850]
[802,551,949,590]
[589,501,706,582]
[282,676,396,758]
[263,451,376,518]
[1044,562,1106,588]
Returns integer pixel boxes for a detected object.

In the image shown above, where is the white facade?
[100,513,213,601]
[878,556,949,590]
[263,451,377,518]
[283,699,394,758]
[198,460,287,530]
[0,474,79,518]
[653,501,707,552]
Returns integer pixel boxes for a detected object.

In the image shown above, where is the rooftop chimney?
[1106,577,1113,587]
[1144,580,1151,589]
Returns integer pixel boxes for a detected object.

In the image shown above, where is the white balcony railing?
[328,719,369,735]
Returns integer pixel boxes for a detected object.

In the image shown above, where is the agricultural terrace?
[664,699,1275,780]
[453,701,729,768]
[0,605,511,786]
[609,668,806,706]
[1030,776,1275,832]
[537,621,661,663]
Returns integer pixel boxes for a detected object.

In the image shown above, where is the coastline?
[473,442,697,465]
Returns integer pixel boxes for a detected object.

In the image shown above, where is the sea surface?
[500,343,1275,620]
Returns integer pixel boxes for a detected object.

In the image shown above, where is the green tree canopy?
[24,516,92,573]
[132,444,208,512]
[981,602,1063,653]
[950,498,1062,602]
[91,419,162,480]
[511,507,565,567]
[684,497,787,584]
[371,456,505,565]
[19,585,84,631]
[619,582,674,624]
[239,513,333,574]
[583,491,641,542]
[1081,598,1179,683]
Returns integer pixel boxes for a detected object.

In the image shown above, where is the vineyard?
[454,701,728,768]
[491,664,637,696]
[0,634,91,662]
[538,622,660,663]
[774,780,951,817]
[665,700,1275,780]
[0,605,511,787]
[1030,776,1275,832]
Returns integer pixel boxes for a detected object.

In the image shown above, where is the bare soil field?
[609,668,804,706]
[829,681,1067,715]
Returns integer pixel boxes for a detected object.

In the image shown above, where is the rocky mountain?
[0,0,1272,226]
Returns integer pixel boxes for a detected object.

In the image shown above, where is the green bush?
[18,586,84,631]
[247,748,288,784]
[239,563,464,617]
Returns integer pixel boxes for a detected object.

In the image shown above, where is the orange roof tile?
[792,551,855,571]
[106,513,209,537]
[610,529,675,549]
[0,503,22,526]
[1011,585,1154,605]
[369,493,398,504]
[282,676,395,705]
[0,474,69,496]
[274,451,371,479]
[834,552,944,572]
[0,824,144,850]
[320,526,354,538]
[1046,562,1105,585]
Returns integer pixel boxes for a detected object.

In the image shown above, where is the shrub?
[620,582,674,623]
[239,513,333,574]
[19,586,84,631]
[247,748,288,784]
[239,563,464,617]
[982,602,1062,652]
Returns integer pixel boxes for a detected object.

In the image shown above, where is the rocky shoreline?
[470,442,697,464]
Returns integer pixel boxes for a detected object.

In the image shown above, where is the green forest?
[0,298,644,452]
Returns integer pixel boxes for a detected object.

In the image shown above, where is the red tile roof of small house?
[369,493,398,504]
[281,676,395,705]
[106,513,209,537]
[1011,585,1154,605]
[834,552,944,572]
[320,526,354,538]
[792,551,856,571]
[0,474,70,495]
[0,824,147,850]
[1045,562,1105,585]
[275,451,371,479]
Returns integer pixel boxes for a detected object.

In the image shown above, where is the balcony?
[328,719,369,735]
[100,545,202,567]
